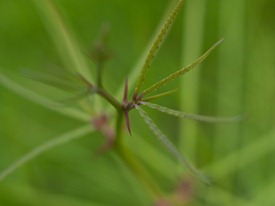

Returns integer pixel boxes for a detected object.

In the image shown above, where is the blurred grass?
[0,0,275,205]
[179,0,206,163]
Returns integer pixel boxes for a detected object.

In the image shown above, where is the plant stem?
[115,141,163,200]
[93,89,163,198]
[114,110,163,200]
[96,62,104,88]
[96,87,122,111]
[115,112,124,144]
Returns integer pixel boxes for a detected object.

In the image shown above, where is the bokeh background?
[0,0,274,205]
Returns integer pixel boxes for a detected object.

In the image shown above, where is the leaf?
[0,70,90,121]
[143,102,243,123]
[133,0,186,98]
[22,68,88,93]
[0,124,93,181]
[141,89,178,102]
[31,0,93,81]
[205,129,275,180]
[135,105,211,184]
[108,2,178,110]
[31,0,105,111]
[22,68,97,106]
[141,38,224,96]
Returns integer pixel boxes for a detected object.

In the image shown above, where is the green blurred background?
[0,0,275,205]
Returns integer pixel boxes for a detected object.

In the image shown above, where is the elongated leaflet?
[135,105,210,184]
[31,0,93,81]
[133,0,185,98]
[0,71,90,121]
[0,125,93,181]
[142,89,178,102]
[22,69,87,92]
[143,102,242,123]
[141,38,224,96]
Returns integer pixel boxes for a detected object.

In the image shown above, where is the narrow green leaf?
[0,124,94,181]
[142,89,178,102]
[135,105,210,184]
[22,68,96,104]
[31,0,104,111]
[205,129,275,179]
[31,0,93,81]
[179,0,206,164]
[254,176,275,205]
[133,0,186,97]
[142,38,224,96]
[22,68,87,93]
[143,102,242,123]
[198,186,259,206]
[106,2,176,114]
[0,70,90,121]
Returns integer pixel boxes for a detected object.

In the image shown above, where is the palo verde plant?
[0,0,241,205]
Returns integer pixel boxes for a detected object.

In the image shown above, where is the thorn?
[124,111,132,136]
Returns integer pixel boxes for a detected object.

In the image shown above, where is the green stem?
[115,112,124,144]
[96,62,104,88]
[96,87,122,111]
[114,111,163,200]
[115,142,163,200]
[92,81,163,200]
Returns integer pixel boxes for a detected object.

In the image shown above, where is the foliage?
[0,0,275,205]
